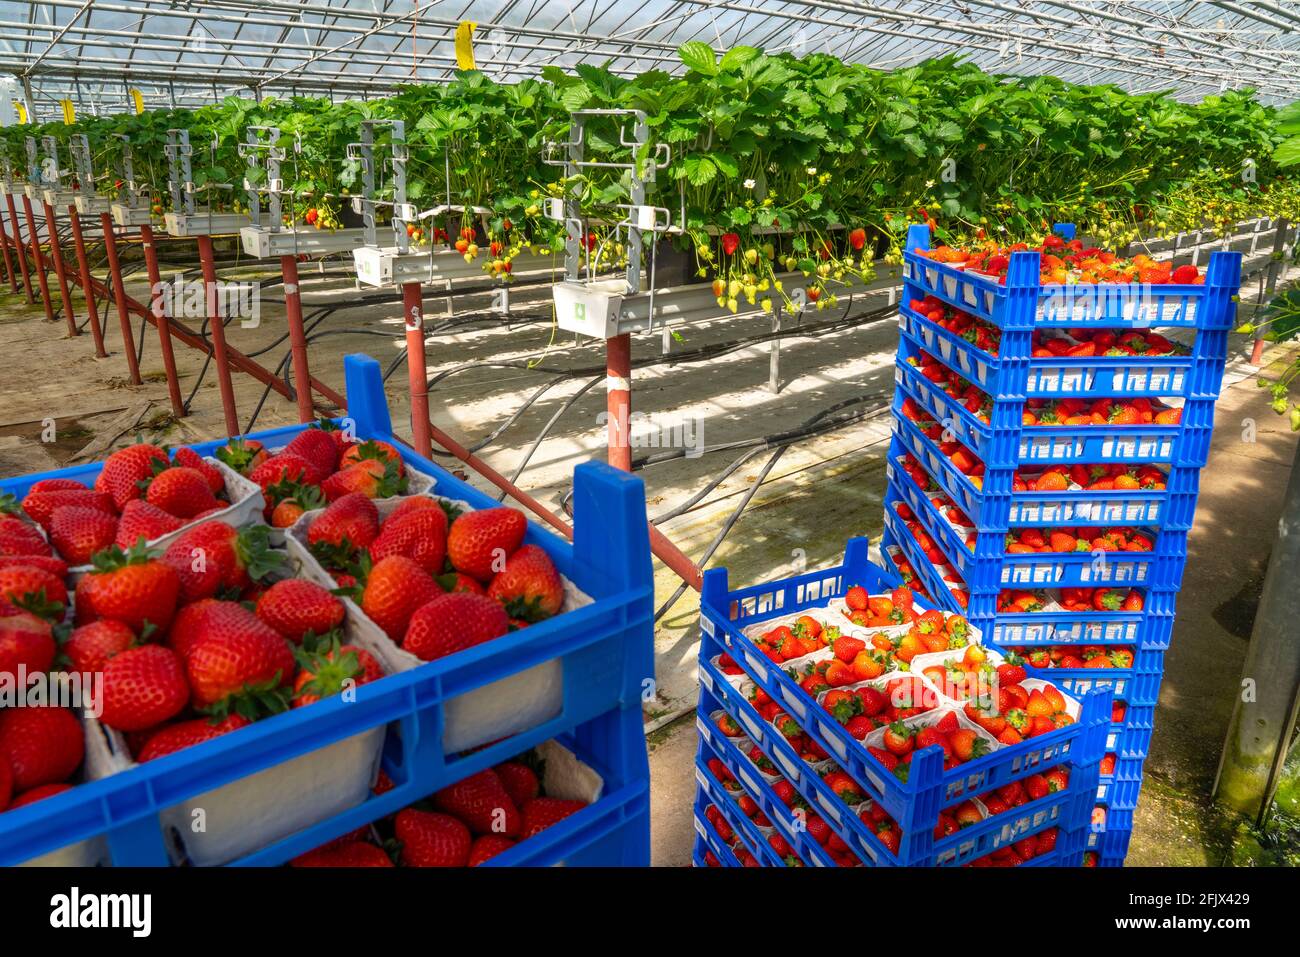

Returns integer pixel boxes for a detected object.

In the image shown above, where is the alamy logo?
[154,274,261,328]
[49,887,151,937]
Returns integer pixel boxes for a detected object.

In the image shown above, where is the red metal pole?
[5,193,33,303]
[21,193,55,322]
[606,333,633,471]
[279,254,316,423]
[100,213,142,385]
[43,202,80,338]
[138,223,187,419]
[0,204,16,294]
[402,281,432,458]
[67,206,106,356]
[197,235,240,436]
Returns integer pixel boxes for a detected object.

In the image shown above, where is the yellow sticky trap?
[60,99,75,124]
[130,89,145,115]
[455,20,477,71]
[15,102,27,124]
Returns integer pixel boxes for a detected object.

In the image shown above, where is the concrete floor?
[1,231,1297,867]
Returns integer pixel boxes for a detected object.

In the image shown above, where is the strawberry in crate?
[866,709,997,781]
[961,664,1078,745]
[744,611,836,663]
[820,674,941,740]
[965,826,1061,866]
[1011,644,1135,670]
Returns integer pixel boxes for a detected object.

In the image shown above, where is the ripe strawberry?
[0,605,57,680]
[161,521,281,603]
[394,809,471,866]
[339,439,404,475]
[357,555,440,641]
[214,438,268,476]
[94,443,168,509]
[249,452,321,492]
[307,492,380,563]
[0,705,83,790]
[136,715,250,762]
[433,769,522,837]
[48,505,118,564]
[291,842,394,867]
[144,466,221,519]
[99,645,189,731]
[25,478,86,496]
[439,571,486,595]
[493,761,540,808]
[0,555,67,577]
[387,495,444,524]
[0,515,52,557]
[8,783,72,807]
[402,591,509,661]
[447,507,527,581]
[468,835,516,866]
[369,507,448,575]
[291,640,383,708]
[283,428,341,478]
[63,619,136,674]
[254,578,345,643]
[114,499,184,549]
[184,610,295,718]
[75,543,181,631]
[520,796,587,839]
[321,458,407,501]
[0,563,67,617]
[268,482,325,528]
[486,544,563,621]
[173,447,225,494]
[21,487,115,528]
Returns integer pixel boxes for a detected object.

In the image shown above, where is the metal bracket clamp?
[165,128,196,216]
[347,119,408,253]
[24,136,39,186]
[238,125,284,230]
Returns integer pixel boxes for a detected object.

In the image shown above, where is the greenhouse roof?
[2,0,1299,119]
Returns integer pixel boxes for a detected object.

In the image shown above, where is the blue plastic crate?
[886,451,1166,590]
[692,807,741,867]
[901,223,1242,332]
[695,714,839,867]
[0,354,655,867]
[698,538,1110,865]
[698,636,1101,868]
[694,755,786,867]
[897,306,1199,400]
[1013,646,1166,712]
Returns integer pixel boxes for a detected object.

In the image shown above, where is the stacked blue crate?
[0,354,655,867]
[691,538,1110,868]
[880,223,1242,865]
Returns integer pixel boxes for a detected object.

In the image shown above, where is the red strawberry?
[214,438,268,476]
[494,761,540,808]
[8,783,72,807]
[402,591,510,661]
[25,478,86,495]
[99,644,190,731]
[63,619,136,674]
[447,508,527,581]
[307,492,380,564]
[321,458,407,502]
[339,440,404,475]
[468,835,516,866]
[95,443,168,510]
[254,578,345,643]
[173,447,225,494]
[369,506,448,573]
[113,499,184,549]
[184,609,295,717]
[268,482,326,529]
[386,495,443,524]
[0,555,66,577]
[0,605,57,680]
[357,555,440,640]
[291,842,394,867]
[75,543,181,631]
[0,563,67,617]
[486,544,563,621]
[291,640,383,708]
[432,769,522,837]
[0,705,83,790]
[22,488,115,529]
[161,521,281,603]
[48,505,118,565]
[439,571,486,595]
[0,516,52,557]
[394,809,471,867]
[144,467,221,519]
[283,429,340,478]
[519,797,587,839]
[136,714,250,762]
[249,452,320,492]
